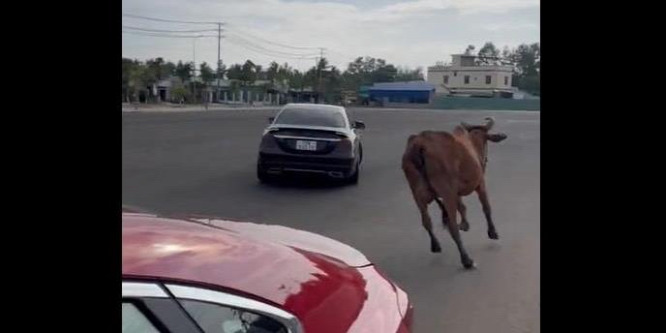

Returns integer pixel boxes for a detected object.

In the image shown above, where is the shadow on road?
[259,174,354,189]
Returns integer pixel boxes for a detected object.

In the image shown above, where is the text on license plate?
[296,140,317,151]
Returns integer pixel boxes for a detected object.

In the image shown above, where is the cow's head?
[461,117,507,169]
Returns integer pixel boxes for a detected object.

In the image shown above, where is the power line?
[226,34,319,57]
[225,39,318,59]
[225,37,318,60]
[122,13,221,25]
[122,30,218,38]
[122,25,219,33]
[226,41,318,60]
[327,48,357,60]
[224,25,319,50]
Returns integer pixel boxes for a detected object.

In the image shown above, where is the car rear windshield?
[275,108,346,128]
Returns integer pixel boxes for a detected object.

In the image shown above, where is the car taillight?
[260,132,279,149]
[337,136,352,152]
[262,127,279,135]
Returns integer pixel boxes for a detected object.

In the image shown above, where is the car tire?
[347,144,363,185]
[348,160,360,185]
[349,169,359,184]
[257,165,272,184]
[358,143,363,163]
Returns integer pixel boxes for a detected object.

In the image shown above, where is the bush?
[171,86,190,103]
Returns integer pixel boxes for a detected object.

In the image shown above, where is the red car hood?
[187,215,371,267]
[122,212,409,332]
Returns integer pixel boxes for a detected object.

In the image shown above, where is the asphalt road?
[123,107,540,333]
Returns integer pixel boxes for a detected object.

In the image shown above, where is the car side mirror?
[268,117,275,124]
[353,120,365,129]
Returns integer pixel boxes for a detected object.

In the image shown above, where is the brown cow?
[402,117,507,268]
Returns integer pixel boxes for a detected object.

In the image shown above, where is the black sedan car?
[257,103,365,183]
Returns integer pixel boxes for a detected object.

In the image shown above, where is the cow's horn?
[484,117,495,130]
[461,121,473,130]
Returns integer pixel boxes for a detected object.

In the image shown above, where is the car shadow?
[259,174,352,189]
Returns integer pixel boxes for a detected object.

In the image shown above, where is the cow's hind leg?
[429,179,475,268]
[443,195,475,269]
[405,159,442,253]
[417,200,442,253]
[433,196,449,226]
[458,199,470,232]
[476,182,499,240]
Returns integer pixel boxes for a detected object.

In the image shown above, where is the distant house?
[207,78,289,104]
[287,86,319,104]
[368,81,436,104]
[340,90,358,105]
[427,54,514,98]
[155,77,183,102]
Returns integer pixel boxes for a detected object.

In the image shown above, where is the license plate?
[295,140,317,151]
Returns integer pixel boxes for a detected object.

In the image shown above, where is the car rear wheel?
[348,166,359,184]
[348,157,360,185]
[348,143,362,184]
[257,165,273,184]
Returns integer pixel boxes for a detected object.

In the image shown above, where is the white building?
[427,54,514,97]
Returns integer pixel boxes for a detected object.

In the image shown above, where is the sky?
[122,0,540,75]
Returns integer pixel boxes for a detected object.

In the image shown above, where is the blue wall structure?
[368,81,435,104]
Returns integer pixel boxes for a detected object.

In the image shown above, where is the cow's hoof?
[431,243,442,253]
[459,221,470,231]
[488,229,499,240]
[462,257,476,269]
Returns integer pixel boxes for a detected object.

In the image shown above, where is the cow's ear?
[487,133,507,142]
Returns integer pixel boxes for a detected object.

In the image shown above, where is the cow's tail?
[416,146,447,217]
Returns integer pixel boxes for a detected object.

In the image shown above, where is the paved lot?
[123,107,540,333]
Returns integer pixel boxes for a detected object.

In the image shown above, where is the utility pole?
[193,38,197,104]
[216,22,222,104]
[318,48,325,103]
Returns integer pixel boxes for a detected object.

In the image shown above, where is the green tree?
[395,67,423,81]
[289,70,305,91]
[174,61,195,102]
[199,62,215,85]
[240,60,258,86]
[128,62,154,103]
[477,42,500,65]
[122,58,139,103]
[216,60,226,80]
[171,85,190,103]
[341,56,404,91]
[226,64,243,82]
[199,62,215,104]
[267,62,279,83]
[321,66,342,103]
[513,43,540,76]
[175,61,193,83]
[503,42,540,95]
[277,63,292,86]
[145,58,175,102]
[163,61,176,78]
[371,60,397,83]
[146,57,167,81]
[314,58,329,94]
